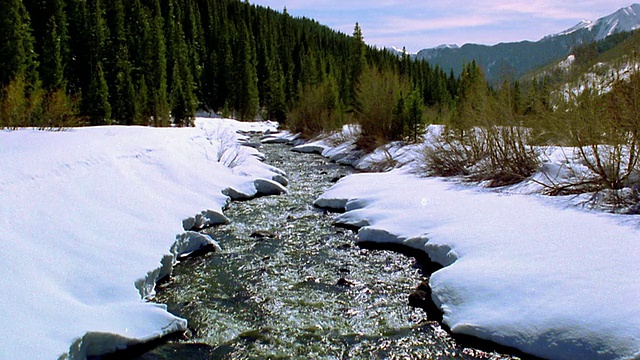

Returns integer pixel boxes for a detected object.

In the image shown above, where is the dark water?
[138,142,520,360]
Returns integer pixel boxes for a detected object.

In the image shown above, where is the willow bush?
[558,76,640,193]
[286,77,343,138]
[1,74,79,130]
[423,66,539,186]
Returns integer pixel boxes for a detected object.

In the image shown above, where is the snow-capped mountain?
[551,3,640,41]
[434,44,459,50]
[415,4,640,83]
[552,20,594,37]
[386,46,418,57]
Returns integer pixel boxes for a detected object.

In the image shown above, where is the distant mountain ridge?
[414,4,640,83]
[548,3,640,41]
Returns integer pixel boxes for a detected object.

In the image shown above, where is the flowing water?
[139,141,520,360]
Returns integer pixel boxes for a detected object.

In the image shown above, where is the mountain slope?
[416,4,640,83]
[550,3,640,41]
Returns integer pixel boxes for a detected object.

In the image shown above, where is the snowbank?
[315,170,640,359]
[0,118,282,359]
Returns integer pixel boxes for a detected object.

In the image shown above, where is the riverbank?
[149,139,520,359]
[0,118,282,359]
[266,127,640,359]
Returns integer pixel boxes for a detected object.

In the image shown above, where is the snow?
[302,123,640,359]
[558,54,575,70]
[594,4,640,41]
[549,4,640,41]
[315,170,640,359]
[0,118,282,359]
[558,59,640,101]
[550,20,593,38]
[435,44,459,50]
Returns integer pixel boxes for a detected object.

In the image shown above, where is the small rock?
[416,280,430,293]
[336,277,356,287]
[250,230,277,239]
[408,290,430,308]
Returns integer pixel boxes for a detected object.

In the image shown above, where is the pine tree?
[348,22,367,106]
[41,15,65,90]
[233,22,259,120]
[406,89,425,142]
[84,0,111,125]
[86,62,111,124]
[24,0,68,90]
[0,0,39,87]
[107,0,139,124]
[182,0,205,107]
[65,0,89,95]
[169,18,196,126]
[147,0,170,126]
[454,60,489,132]
[264,57,287,122]
[391,92,406,140]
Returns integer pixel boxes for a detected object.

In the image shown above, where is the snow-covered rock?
[261,131,300,144]
[182,209,230,230]
[254,178,288,196]
[291,143,327,154]
[171,231,222,259]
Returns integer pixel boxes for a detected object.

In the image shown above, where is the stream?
[134,140,520,359]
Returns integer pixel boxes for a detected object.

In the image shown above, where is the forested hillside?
[0,0,457,132]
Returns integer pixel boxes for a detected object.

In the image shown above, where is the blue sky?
[249,1,636,52]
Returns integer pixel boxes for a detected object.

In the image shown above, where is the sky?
[249,1,637,53]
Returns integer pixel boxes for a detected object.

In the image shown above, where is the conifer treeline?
[1,0,457,128]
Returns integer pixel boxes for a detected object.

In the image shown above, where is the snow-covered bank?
[311,153,640,360]
[315,171,640,359]
[0,118,282,359]
[265,123,640,358]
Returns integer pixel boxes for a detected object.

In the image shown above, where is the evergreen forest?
[0,0,457,138]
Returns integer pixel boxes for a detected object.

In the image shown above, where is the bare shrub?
[422,125,538,186]
[205,126,246,168]
[286,77,343,138]
[478,126,539,186]
[561,80,640,192]
[421,131,475,177]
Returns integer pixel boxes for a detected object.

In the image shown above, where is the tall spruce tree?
[107,0,138,124]
[233,22,259,120]
[65,0,89,95]
[86,62,111,124]
[24,0,68,90]
[348,22,367,106]
[147,0,170,126]
[0,0,39,87]
[169,17,196,126]
[84,0,111,125]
